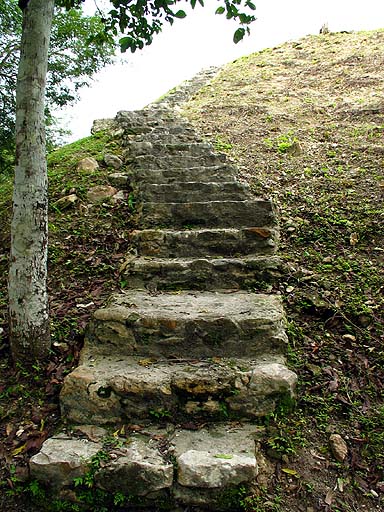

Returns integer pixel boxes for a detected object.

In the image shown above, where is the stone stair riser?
[60,360,296,425]
[123,257,282,291]
[128,165,237,184]
[82,290,287,358]
[136,181,253,203]
[131,228,278,257]
[123,142,213,158]
[130,153,227,169]
[84,318,287,360]
[141,200,276,229]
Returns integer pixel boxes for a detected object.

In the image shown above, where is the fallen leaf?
[350,232,358,246]
[138,358,154,367]
[246,227,271,238]
[325,489,334,505]
[282,468,299,477]
[12,443,27,456]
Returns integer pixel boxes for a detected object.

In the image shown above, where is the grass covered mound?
[184,29,384,511]
[0,130,136,511]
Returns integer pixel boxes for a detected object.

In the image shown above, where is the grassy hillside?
[0,29,383,512]
[183,29,384,511]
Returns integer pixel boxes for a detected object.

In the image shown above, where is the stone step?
[141,200,276,229]
[82,290,287,360]
[30,423,259,509]
[124,141,214,159]
[131,227,278,257]
[130,153,227,169]
[128,164,238,184]
[128,132,204,145]
[137,181,253,203]
[60,355,296,425]
[122,255,282,291]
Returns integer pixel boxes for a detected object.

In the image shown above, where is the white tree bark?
[9,0,55,362]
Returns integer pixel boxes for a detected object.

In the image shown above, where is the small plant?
[127,192,135,211]
[215,135,233,152]
[149,408,172,420]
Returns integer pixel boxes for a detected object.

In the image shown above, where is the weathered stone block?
[129,164,237,184]
[60,356,296,424]
[83,290,287,359]
[104,153,123,169]
[131,227,277,257]
[77,157,99,172]
[29,437,102,488]
[141,200,276,229]
[177,450,256,488]
[95,439,173,495]
[137,181,252,203]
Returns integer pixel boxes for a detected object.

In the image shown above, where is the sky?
[60,0,384,142]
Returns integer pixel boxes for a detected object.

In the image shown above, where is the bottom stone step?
[30,423,260,510]
[60,356,296,425]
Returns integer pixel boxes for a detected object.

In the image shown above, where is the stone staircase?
[30,71,297,510]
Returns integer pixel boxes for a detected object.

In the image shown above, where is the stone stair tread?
[60,355,296,425]
[141,199,276,228]
[84,289,287,359]
[137,181,253,203]
[90,289,285,325]
[129,164,238,184]
[131,227,278,257]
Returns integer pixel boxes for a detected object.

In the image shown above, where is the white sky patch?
[58,0,384,141]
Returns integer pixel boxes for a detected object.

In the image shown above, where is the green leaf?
[119,36,134,53]
[174,10,187,18]
[246,0,257,9]
[191,0,197,8]
[214,453,233,459]
[282,468,299,476]
[215,6,225,14]
[233,27,245,44]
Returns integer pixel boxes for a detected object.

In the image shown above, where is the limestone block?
[86,185,117,203]
[104,153,123,169]
[248,363,297,396]
[95,439,173,495]
[60,364,122,425]
[91,118,116,133]
[112,190,126,203]
[141,199,275,229]
[329,433,348,462]
[77,157,99,172]
[29,437,102,488]
[53,194,78,210]
[123,141,153,158]
[177,450,256,488]
[108,172,130,188]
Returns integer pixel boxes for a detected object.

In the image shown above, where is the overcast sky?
[60,0,384,141]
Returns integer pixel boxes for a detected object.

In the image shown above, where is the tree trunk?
[8,0,54,363]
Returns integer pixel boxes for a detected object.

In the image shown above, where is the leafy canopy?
[0,0,115,172]
[56,0,257,52]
